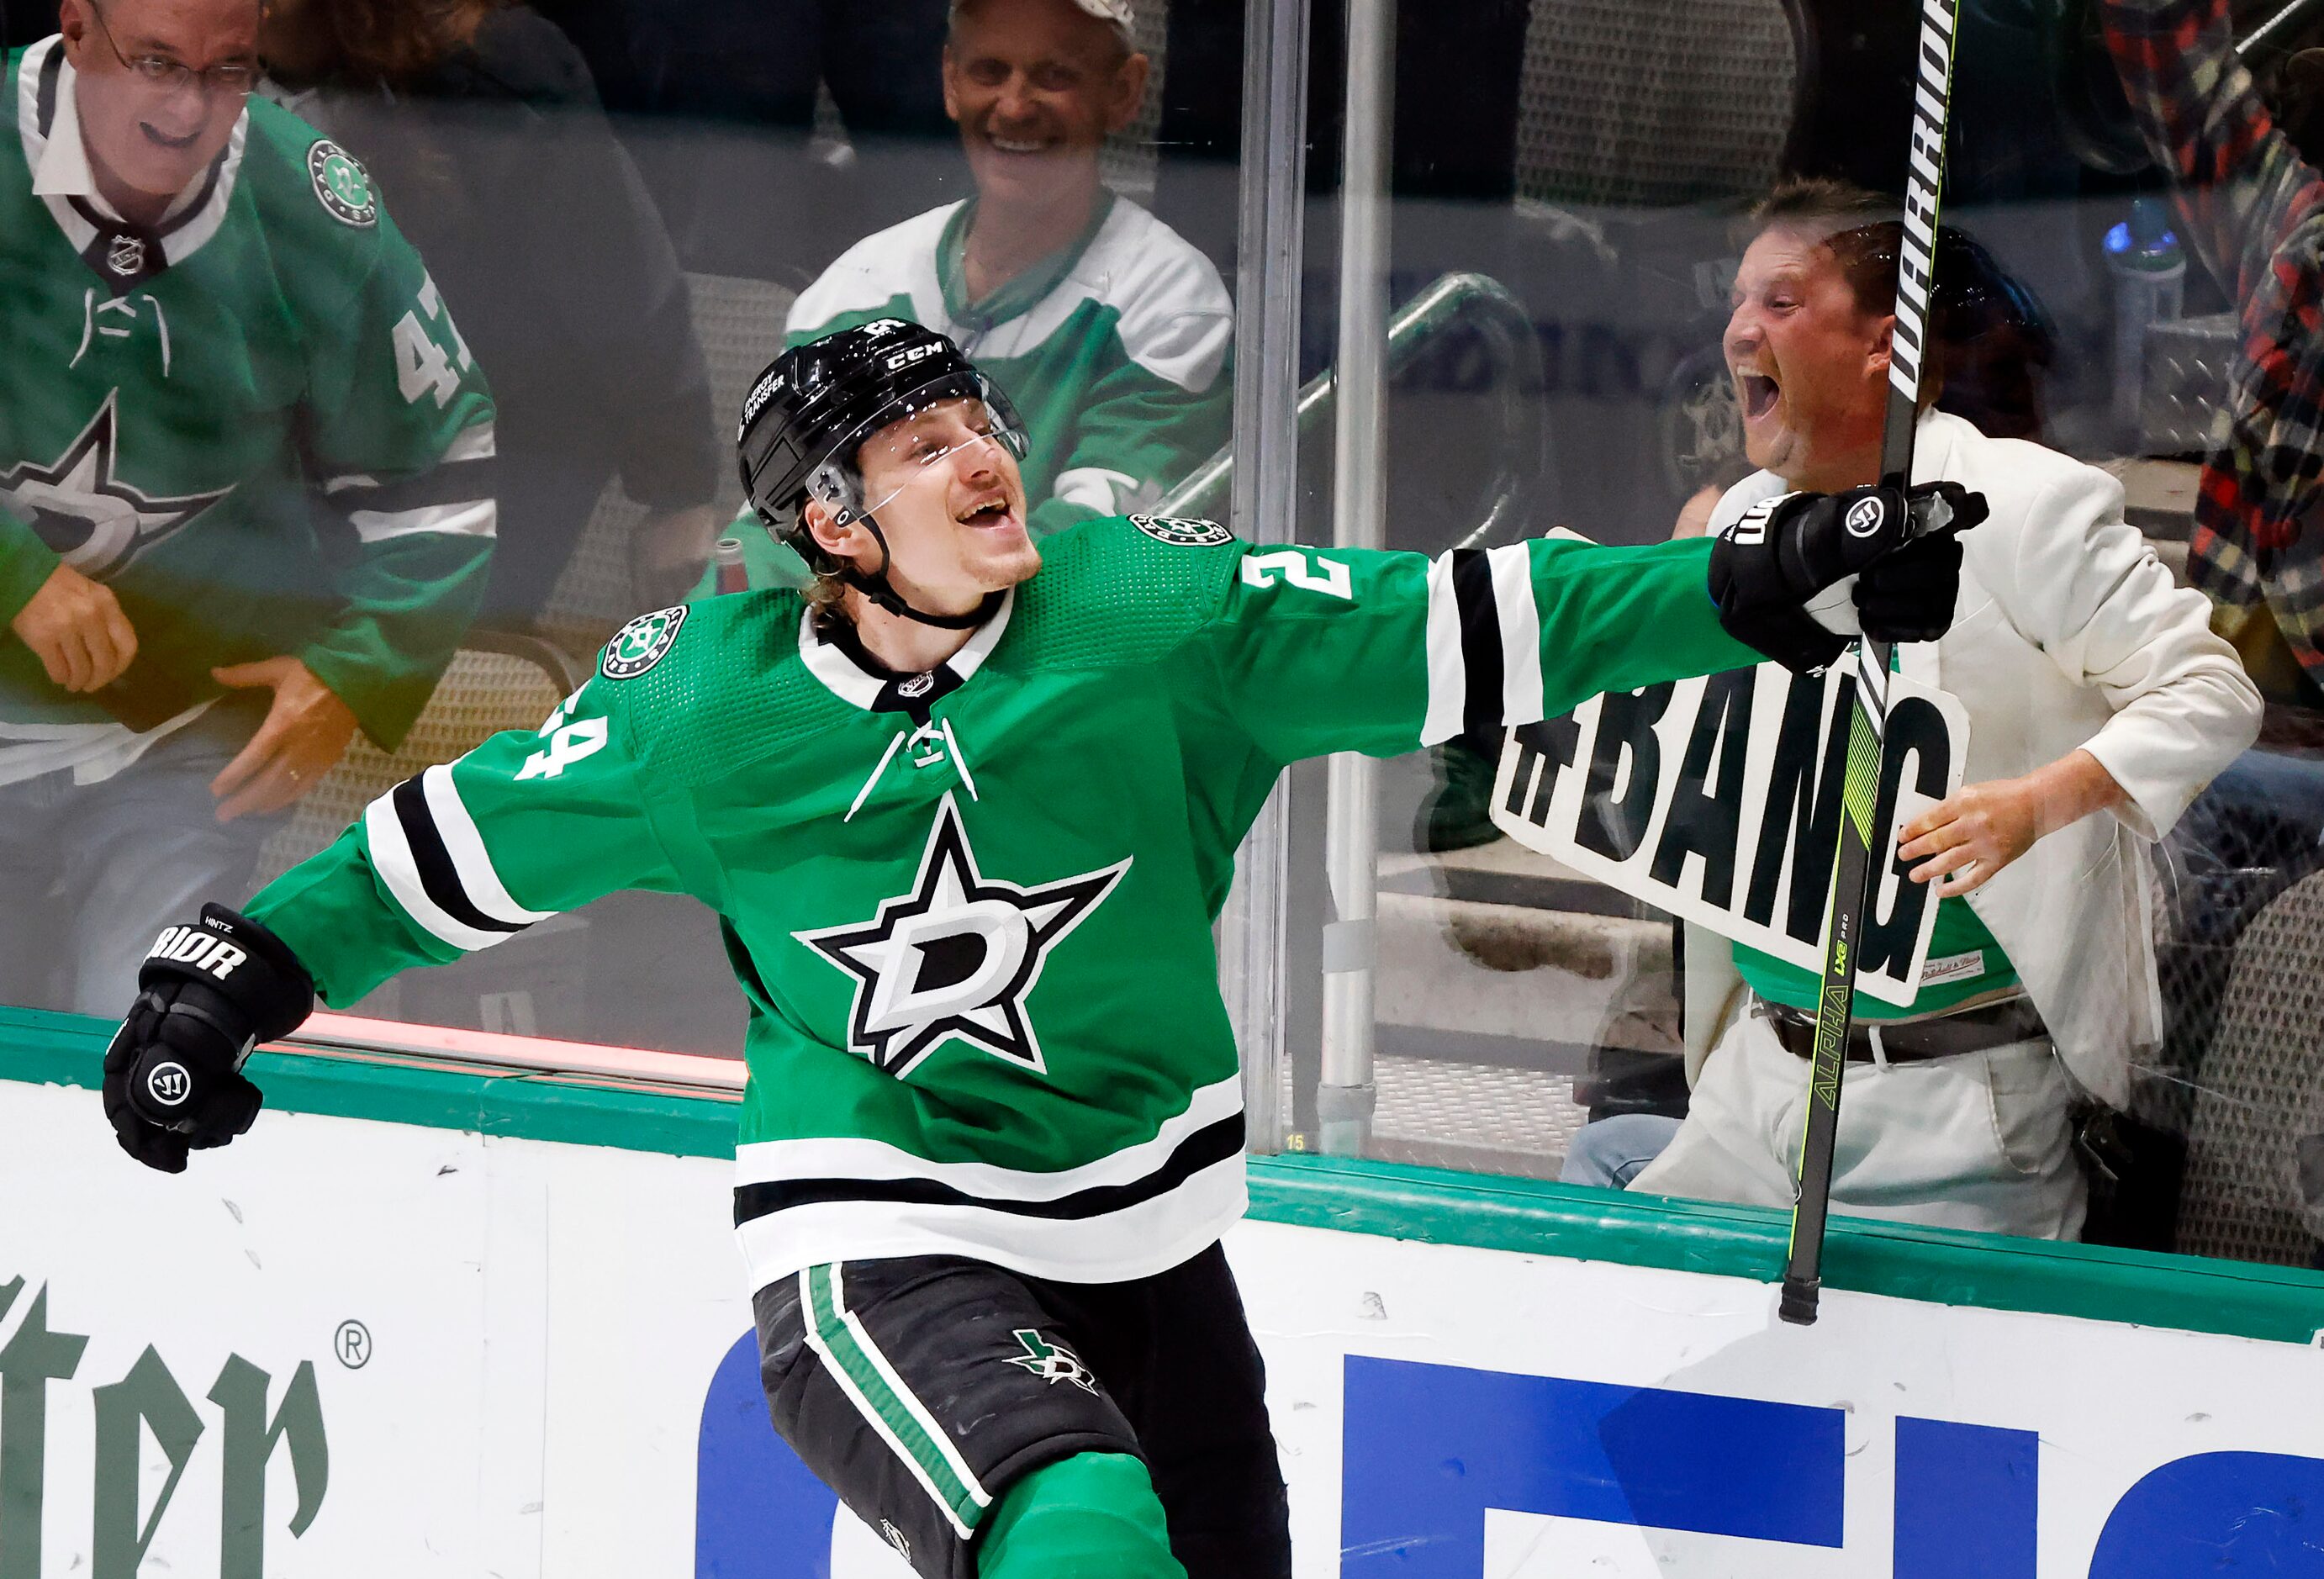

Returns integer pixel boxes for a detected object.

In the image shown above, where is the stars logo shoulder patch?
[1129,515,1233,547]
[0,391,232,578]
[794,794,1130,1079]
[600,605,688,679]
[308,140,377,227]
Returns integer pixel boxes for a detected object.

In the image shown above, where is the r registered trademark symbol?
[335,1319,372,1370]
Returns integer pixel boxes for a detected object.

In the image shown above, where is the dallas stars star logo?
[795,794,1129,1079]
[1004,1329,1100,1394]
[0,392,232,578]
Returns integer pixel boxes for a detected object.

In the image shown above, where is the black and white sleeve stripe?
[1420,544,1547,746]
[362,763,554,951]
[322,422,498,545]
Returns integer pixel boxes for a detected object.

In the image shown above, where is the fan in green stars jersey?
[103,318,1975,1578]
[0,0,493,1018]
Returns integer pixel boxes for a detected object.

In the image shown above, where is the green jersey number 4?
[515,694,610,782]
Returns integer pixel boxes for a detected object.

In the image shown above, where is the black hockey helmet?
[737,319,1029,626]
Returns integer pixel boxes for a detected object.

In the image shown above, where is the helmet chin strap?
[837,511,1001,631]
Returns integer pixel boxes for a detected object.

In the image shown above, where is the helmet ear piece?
[784,481,866,576]
[807,462,863,525]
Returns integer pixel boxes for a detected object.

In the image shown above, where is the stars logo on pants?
[794,795,1129,1079]
[1005,1329,1100,1394]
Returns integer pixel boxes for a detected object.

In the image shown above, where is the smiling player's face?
[817,399,1042,617]
[61,0,255,216]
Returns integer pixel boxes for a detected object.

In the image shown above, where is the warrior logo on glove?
[145,1062,193,1106]
[1844,495,1886,537]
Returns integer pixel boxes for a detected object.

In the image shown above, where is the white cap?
[953,0,1137,43]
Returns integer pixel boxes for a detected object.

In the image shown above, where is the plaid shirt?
[2102,0,2324,674]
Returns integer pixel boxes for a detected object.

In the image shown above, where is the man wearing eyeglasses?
[56,0,253,221]
[0,0,496,1017]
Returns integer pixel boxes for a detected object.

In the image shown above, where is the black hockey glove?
[102,905,314,1174]
[1708,481,1986,671]
[1855,525,1967,644]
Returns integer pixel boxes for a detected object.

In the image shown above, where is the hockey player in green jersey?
[99,319,1977,1576]
[0,0,494,1014]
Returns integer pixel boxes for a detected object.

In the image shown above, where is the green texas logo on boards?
[0,1275,329,1577]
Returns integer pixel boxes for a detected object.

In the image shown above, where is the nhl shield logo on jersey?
[794,794,1129,1079]
[1129,515,1233,547]
[308,140,378,227]
[600,605,689,679]
[105,234,146,277]
[1005,1329,1100,1394]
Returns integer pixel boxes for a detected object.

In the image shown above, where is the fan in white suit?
[1577,179,2262,1241]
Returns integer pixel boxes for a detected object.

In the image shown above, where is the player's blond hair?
[805,570,850,620]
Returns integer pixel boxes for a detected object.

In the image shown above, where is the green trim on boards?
[6,1005,2320,1346]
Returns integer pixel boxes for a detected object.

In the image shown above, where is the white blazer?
[1699,409,2262,1108]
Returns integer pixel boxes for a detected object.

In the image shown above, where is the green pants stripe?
[800,1262,993,1535]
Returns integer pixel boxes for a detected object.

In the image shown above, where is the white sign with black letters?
[1489,663,1971,1005]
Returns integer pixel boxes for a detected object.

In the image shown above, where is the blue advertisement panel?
[1334,1355,2324,1578]
[698,1331,842,1579]
[697,1336,2324,1576]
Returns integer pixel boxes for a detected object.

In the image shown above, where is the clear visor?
[810,378,1031,526]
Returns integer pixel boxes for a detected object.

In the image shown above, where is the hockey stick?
[1777,0,1965,1328]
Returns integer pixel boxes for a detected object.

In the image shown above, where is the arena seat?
[1513,0,1803,209]
[2172,869,2324,1265]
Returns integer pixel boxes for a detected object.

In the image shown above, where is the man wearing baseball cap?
[1042,0,1136,45]
[706,0,1233,594]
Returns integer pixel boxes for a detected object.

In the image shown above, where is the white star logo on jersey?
[0,392,233,578]
[795,794,1130,1079]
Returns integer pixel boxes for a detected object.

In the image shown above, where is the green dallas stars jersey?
[247,515,1757,1291]
[0,39,494,748]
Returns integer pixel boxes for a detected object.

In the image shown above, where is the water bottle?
[2105,197,2186,443]
[713,536,749,596]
